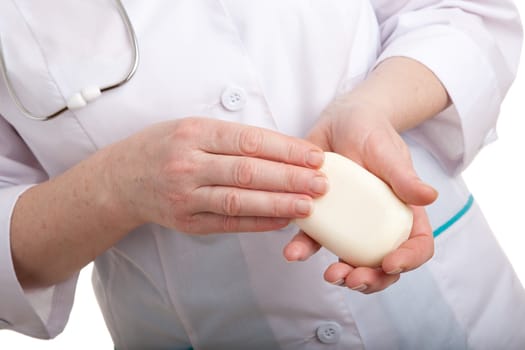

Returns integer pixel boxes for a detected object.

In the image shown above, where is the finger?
[199,154,328,197]
[323,261,353,285]
[198,118,325,168]
[283,231,322,261]
[324,262,400,293]
[343,266,401,294]
[179,213,291,234]
[382,206,435,274]
[192,186,314,218]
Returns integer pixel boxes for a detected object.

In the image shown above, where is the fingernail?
[351,284,368,292]
[386,268,403,275]
[310,176,329,195]
[295,199,312,215]
[331,279,346,286]
[284,247,300,262]
[307,151,324,168]
[284,246,302,262]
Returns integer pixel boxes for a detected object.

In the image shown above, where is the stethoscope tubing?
[0,0,139,121]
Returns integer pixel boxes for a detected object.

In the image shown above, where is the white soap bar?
[295,152,413,267]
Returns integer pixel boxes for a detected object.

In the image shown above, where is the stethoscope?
[0,0,139,121]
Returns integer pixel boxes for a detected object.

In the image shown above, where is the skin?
[284,56,449,293]
[11,57,448,295]
[11,119,328,288]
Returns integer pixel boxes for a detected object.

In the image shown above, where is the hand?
[283,102,437,293]
[104,117,328,233]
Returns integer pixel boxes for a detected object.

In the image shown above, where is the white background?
[2,4,525,348]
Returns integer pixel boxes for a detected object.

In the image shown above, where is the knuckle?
[169,200,188,221]
[174,215,194,233]
[253,216,272,231]
[234,158,255,187]
[167,190,191,207]
[172,117,202,140]
[284,166,300,191]
[222,190,242,216]
[238,127,263,155]
[180,116,203,130]
[286,142,299,164]
[176,214,209,234]
[167,193,195,228]
[270,196,287,217]
[163,158,198,179]
[269,199,281,217]
[222,215,240,232]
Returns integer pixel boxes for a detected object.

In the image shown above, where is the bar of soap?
[295,152,413,267]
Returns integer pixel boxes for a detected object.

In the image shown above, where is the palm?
[283,108,437,293]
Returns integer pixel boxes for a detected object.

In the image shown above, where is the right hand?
[283,100,437,293]
[103,117,328,233]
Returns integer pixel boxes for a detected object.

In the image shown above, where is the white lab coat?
[0,1,524,349]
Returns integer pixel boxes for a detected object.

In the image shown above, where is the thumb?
[362,129,437,206]
[306,124,332,152]
[389,168,438,206]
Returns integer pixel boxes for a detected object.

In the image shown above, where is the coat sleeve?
[0,116,77,339]
[371,0,523,174]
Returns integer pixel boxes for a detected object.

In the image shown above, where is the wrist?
[338,57,450,132]
[92,145,147,232]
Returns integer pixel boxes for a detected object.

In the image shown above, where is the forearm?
[303,58,442,293]
[342,56,451,131]
[9,118,327,289]
[10,148,139,289]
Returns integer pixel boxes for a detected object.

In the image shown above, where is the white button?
[221,86,247,112]
[316,322,342,344]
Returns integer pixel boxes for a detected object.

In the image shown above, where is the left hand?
[283,101,438,294]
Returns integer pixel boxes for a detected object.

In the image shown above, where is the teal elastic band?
[433,194,474,238]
